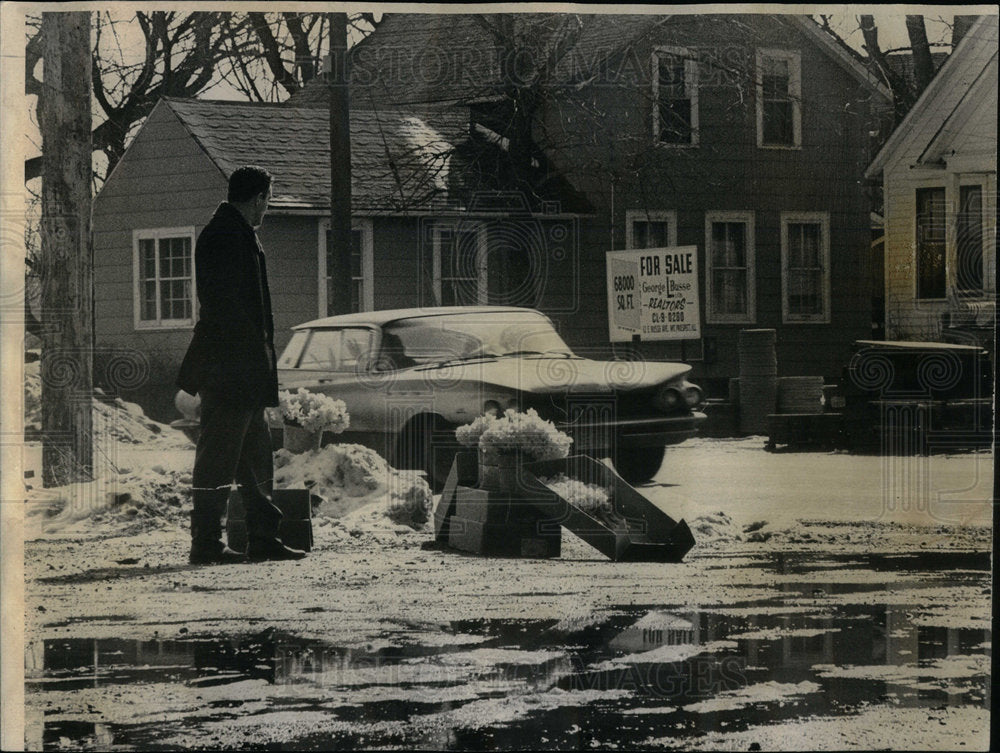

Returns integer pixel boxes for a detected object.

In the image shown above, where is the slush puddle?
[25,551,991,751]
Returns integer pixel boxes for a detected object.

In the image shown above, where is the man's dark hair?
[228,166,272,203]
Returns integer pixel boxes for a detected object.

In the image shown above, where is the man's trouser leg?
[192,394,279,552]
[235,407,282,540]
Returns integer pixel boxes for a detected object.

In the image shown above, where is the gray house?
[92,97,587,418]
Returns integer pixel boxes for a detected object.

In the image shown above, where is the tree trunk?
[905,16,935,93]
[328,12,352,315]
[39,12,93,486]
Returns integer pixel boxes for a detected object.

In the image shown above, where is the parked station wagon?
[178,307,706,488]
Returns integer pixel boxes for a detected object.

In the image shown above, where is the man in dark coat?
[177,165,305,564]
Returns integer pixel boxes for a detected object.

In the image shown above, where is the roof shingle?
[163,97,468,213]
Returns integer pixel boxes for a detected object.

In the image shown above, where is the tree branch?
[249,12,300,95]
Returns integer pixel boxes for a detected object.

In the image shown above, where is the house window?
[133,227,195,330]
[705,211,755,323]
[320,219,373,315]
[956,185,984,295]
[626,210,677,249]
[781,212,831,323]
[757,50,801,148]
[433,223,487,305]
[653,47,698,145]
[915,187,946,299]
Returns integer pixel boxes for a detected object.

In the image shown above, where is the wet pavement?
[24,551,991,750]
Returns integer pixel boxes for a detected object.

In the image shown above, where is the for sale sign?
[606,246,701,342]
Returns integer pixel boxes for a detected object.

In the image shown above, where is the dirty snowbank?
[23,364,432,540]
[273,445,430,528]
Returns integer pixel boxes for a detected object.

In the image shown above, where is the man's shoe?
[247,537,307,562]
[189,544,249,565]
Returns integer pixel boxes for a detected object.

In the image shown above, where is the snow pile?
[24,360,190,448]
[273,444,431,530]
[24,364,197,538]
[24,366,430,538]
[688,511,746,544]
[24,460,193,539]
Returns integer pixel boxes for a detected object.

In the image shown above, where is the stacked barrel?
[776,376,825,414]
[738,329,778,434]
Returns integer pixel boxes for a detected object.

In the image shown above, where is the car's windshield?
[382,311,574,366]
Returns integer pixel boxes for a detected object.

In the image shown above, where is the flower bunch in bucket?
[455,407,572,461]
[270,388,350,433]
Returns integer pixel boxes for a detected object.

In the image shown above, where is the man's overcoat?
[177,202,279,406]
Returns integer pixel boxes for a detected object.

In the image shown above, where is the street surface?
[22,438,992,750]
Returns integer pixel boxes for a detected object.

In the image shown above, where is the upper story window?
[320,218,373,315]
[133,227,195,330]
[653,46,698,146]
[626,210,678,249]
[757,49,801,148]
[781,212,831,323]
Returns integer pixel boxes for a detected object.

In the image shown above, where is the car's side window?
[277,330,309,369]
[298,328,374,372]
[340,329,374,371]
[298,329,342,370]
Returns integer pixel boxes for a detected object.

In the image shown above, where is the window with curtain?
[627,210,676,249]
[782,214,830,322]
[134,229,194,329]
[916,187,946,299]
[705,212,754,322]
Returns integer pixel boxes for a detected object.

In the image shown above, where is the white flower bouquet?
[455,408,572,461]
[270,388,350,434]
[540,473,615,519]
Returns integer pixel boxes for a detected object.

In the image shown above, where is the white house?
[866,15,997,348]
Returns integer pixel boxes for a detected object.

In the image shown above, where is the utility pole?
[38,11,93,486]
[328,12,352,315]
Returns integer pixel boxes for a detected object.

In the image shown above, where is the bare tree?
[821,14,946,124]
[472,14,584,194]
[218,12,380,101]
[25,11,254,185]
[25,11,381,186]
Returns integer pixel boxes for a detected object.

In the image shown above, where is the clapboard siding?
[93,104,228,419]
[534,14,880,381]
[870,17,997,342]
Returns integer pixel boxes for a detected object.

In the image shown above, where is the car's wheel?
[396,415,458,493]
[613,446,666,485]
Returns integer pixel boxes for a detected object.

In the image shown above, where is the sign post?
[606,246,701,343]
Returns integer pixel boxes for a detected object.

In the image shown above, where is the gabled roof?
[290,13,890,110]
[159,97,466,213]
[866,15,998,178]
[784,16,893,101]
[153,97,590,216]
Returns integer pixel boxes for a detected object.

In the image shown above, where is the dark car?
[830,339,994,451]
[270,306,706,487]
